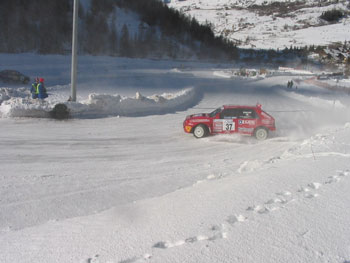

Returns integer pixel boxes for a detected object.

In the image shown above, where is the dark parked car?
[0,70,30,84]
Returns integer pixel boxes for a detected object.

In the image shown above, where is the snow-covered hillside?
[1,53,350,262]
[168,0,350,49]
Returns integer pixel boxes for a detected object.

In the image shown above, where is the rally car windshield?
[209,108,221,117]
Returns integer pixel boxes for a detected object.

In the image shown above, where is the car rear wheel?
[255,127,268,140]
[193,124,208,139]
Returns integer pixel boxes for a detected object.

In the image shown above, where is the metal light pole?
[71,0,79,102]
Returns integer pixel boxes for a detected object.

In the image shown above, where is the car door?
[236,108,258,135]
[213,108,238,134]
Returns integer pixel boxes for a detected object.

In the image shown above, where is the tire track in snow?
[237,126,350,174]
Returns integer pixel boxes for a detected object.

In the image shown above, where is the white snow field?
[168,0,350,49]
[1,54,350,263]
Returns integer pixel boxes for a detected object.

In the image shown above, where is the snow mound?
[0,87,202,118]
[0,98,52,118]
[0,87,29,104]
[68,87,201,118]
[213,71,232,79]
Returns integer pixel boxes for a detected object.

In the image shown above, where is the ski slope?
[0,54,350,263]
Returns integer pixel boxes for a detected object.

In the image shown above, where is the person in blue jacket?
[37,78,48,99]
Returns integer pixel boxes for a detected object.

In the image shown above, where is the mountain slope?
[168,0,350,49]
[0,0,237,60]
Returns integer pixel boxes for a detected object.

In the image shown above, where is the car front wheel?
[193,124,208,139]
[255,127,268,140]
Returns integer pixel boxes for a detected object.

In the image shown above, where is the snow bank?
[278,67,314,76]
[0,87,29,104]
[68,87,201,118]
[0,87,202,118]
[0,88,51,118]
[0,98,51,118]
[213,71,232,79]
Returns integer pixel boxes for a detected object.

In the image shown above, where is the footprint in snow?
[265,197,295,205]
[185,235,210,243]
[308,182,322,190]
[338,169,349,177]
[153,240,185,249]
[153,225,227,250]
[304,193,319,199]
[247,205,278,214]
[298,182,323,198]
[325,175,341,184]
[210,224,224,231]
[327,169,350,184]
[227,214,247,225]
[298,187,310,193]
[87,255,99,263]
[246,205,262,212]
[119,254,152,263]
[153,234,225,249]
[265,198,283,204]
[276,191,292,196]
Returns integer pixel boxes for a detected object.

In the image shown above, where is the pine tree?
[110,24,118,56]
[120,24,132,57]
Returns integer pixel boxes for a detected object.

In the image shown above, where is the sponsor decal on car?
[190,119,210,123]
[213,120,223,132]
[239,120,256,125]
[238,127,254,133]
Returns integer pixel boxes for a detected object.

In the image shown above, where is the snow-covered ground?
[1,54,350,263]
[168,0,350,49]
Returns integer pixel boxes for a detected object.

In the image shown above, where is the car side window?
[220,109,238,119]
[209,107,222,117]
[237,109,257,119]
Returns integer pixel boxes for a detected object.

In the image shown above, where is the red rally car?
[183,104,276,140]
